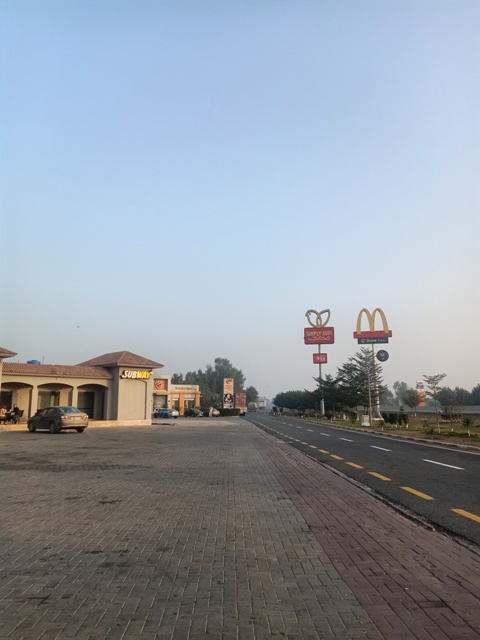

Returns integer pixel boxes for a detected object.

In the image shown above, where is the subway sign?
[121,370,153,380]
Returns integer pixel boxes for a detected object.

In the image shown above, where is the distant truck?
[247,402,258,412]
[235,392,247,416]
[257,400,266,410]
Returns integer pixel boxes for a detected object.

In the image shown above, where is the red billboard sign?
[304,327,335,344]
[235,392,247,411]
[313,353,328,364]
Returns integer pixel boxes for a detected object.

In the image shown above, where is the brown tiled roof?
[3,363,113,379]
[78,351,163,368]
[0,347,17,358]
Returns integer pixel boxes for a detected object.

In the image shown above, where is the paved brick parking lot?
[1,419,479,639]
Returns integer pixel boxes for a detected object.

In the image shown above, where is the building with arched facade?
[0,348,163,425]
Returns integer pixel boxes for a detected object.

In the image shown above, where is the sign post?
[353,308,392,421]
[304,309,334,416]
[223,378,234,409]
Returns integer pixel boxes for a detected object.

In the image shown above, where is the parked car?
[27,406,89,433]
[183,408,203,417]
[153,408,179,419]
[202,407,221,417]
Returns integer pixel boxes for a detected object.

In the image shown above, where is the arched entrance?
[77,384,107,419]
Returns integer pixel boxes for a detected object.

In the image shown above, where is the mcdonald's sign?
[353,308,392,344]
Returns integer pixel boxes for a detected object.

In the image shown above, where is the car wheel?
[28,422,36,432]
[49,421,57,434]
[76,428,85,433]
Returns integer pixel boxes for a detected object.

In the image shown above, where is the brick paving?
[0,420,479,639]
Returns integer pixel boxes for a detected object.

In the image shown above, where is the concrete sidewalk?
[0,419,479,639]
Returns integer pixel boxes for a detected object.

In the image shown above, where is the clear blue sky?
[1,0,479,399]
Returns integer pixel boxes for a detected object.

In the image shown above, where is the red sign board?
[235,392,247,410]
[313,353,328,364]
[353,330,392,339]
[304,327,335,345]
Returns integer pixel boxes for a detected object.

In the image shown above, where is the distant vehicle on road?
[258,400,266,410]
[248,402,258,412]
[154,408,179,419]
[235,392,248,416]
[27,406,89,433]
[184,408,203,417]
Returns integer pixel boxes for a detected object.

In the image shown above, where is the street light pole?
[366,367,373,428]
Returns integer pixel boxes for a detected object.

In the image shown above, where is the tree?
[423,373,447,432]
[172,357,250,409]
[401,388,420,417]
[272,390,315,412]
[203,358,246,398]
[393,381,409,408]
[313,374,340,413]
[380,386,395,405]
[471,384,480,405]
[437,387,461,430]
[245,386,259,404]
[454,386,471,406]
[335,348,385,416]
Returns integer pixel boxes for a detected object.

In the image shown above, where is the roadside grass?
[283,412,480,446]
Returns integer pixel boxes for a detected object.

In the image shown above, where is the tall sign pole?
[304,309,334,416]
[353,308,392,422]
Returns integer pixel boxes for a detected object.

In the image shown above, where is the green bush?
[219,408,240,417]
[423,424,436,438]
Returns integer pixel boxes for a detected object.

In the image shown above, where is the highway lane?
[247,412,480,546]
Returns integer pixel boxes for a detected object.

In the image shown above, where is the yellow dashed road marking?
[318,449,329,454]
[331,455,343,460]
[452,509,480,523]
[401,487,434,500]
[309,445,318,449]
[369,472,391,481]
[347,462,363,469]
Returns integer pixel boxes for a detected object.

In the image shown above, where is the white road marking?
[340,438,354,442]
[370,445,391,452]
[320,433,331,437]
[423,459,464,470]
[307,429,313,432]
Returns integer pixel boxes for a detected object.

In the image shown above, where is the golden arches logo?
[354,307,392,338]
[305,309,331,328]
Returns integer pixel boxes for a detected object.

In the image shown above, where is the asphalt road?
[247,412,480,547]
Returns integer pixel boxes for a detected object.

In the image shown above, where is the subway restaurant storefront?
[0,349,163,426]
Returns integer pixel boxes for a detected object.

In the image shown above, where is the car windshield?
[58,407,82,414]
